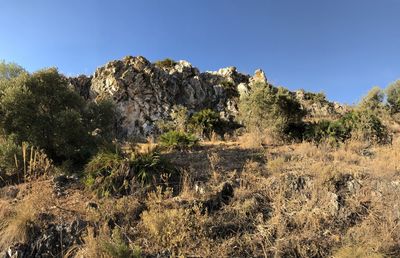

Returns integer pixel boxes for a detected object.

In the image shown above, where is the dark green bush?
[84,150,178,197]
[303,110,390,145]
[220,81,239,98]
[239,82,306,140]
[0,68,116,167]
[303,120,351,144]
[189,109,222,138]
[159,131,198,150]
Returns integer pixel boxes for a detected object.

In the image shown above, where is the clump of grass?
[101,228,141,258]
[84,150,178,197]
[159,130,198,150]
[0,181,53,250]
[73,227,141,258]
[333,245,384,258]
[141,187,207,255]
[0,138,55,185]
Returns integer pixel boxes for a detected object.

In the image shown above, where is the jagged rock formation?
[294,89,349,118]
[69,56,346,139]
[70,56,251,138]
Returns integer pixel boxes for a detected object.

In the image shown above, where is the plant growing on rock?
[154,58,177,68]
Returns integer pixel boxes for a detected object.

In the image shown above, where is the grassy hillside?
[1,61,400,257]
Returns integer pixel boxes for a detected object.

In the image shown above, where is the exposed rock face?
[89,56,250,138]
[69,56,346,139]
[68,75,92,100]
[294,90,349,118]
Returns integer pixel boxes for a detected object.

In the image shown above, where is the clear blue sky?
[1,0,400,104]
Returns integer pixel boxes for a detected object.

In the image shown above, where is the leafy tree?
[0,68,115,166]
[0,60,26,80]
[358,86,384,111]
[386,80,400,113]
[238,82,305,140]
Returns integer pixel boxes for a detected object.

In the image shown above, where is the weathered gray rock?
[68,56,347,139]
[89,56,250,138]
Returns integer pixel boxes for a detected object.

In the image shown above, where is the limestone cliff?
[69,56,346,139]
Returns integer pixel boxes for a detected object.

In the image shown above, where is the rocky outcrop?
[69,56,345,139]
[68,75,92,100]
[294,89,349,118]
[87,56,250,138]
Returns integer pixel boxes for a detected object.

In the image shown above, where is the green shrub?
[189,109,221,138]
[0,60,26,81]
[84,150,178,197]
[303,110,390,145]
[101,228,141,258]
[358,86,384,112]
[154,58,176,68]
[349,110,390,144]
[386,80,400,113]
[239,82,305,140]
[0,68,116,167]
[220,81,239,98]
[0,137,57,185]
[0,135,21,182]
[159,131,198,150]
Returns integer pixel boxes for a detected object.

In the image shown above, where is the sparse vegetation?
[1,59,400,258]
[154,58,177,68]
[159,130,198,150]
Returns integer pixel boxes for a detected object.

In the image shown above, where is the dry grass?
[0,180,54,250]
[2,137,400,257]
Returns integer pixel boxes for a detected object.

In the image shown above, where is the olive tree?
[386,80,400,113]
[0,68,115,166]
[238,82,305,140]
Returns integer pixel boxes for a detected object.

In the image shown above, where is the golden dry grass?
[1,137,400,257]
